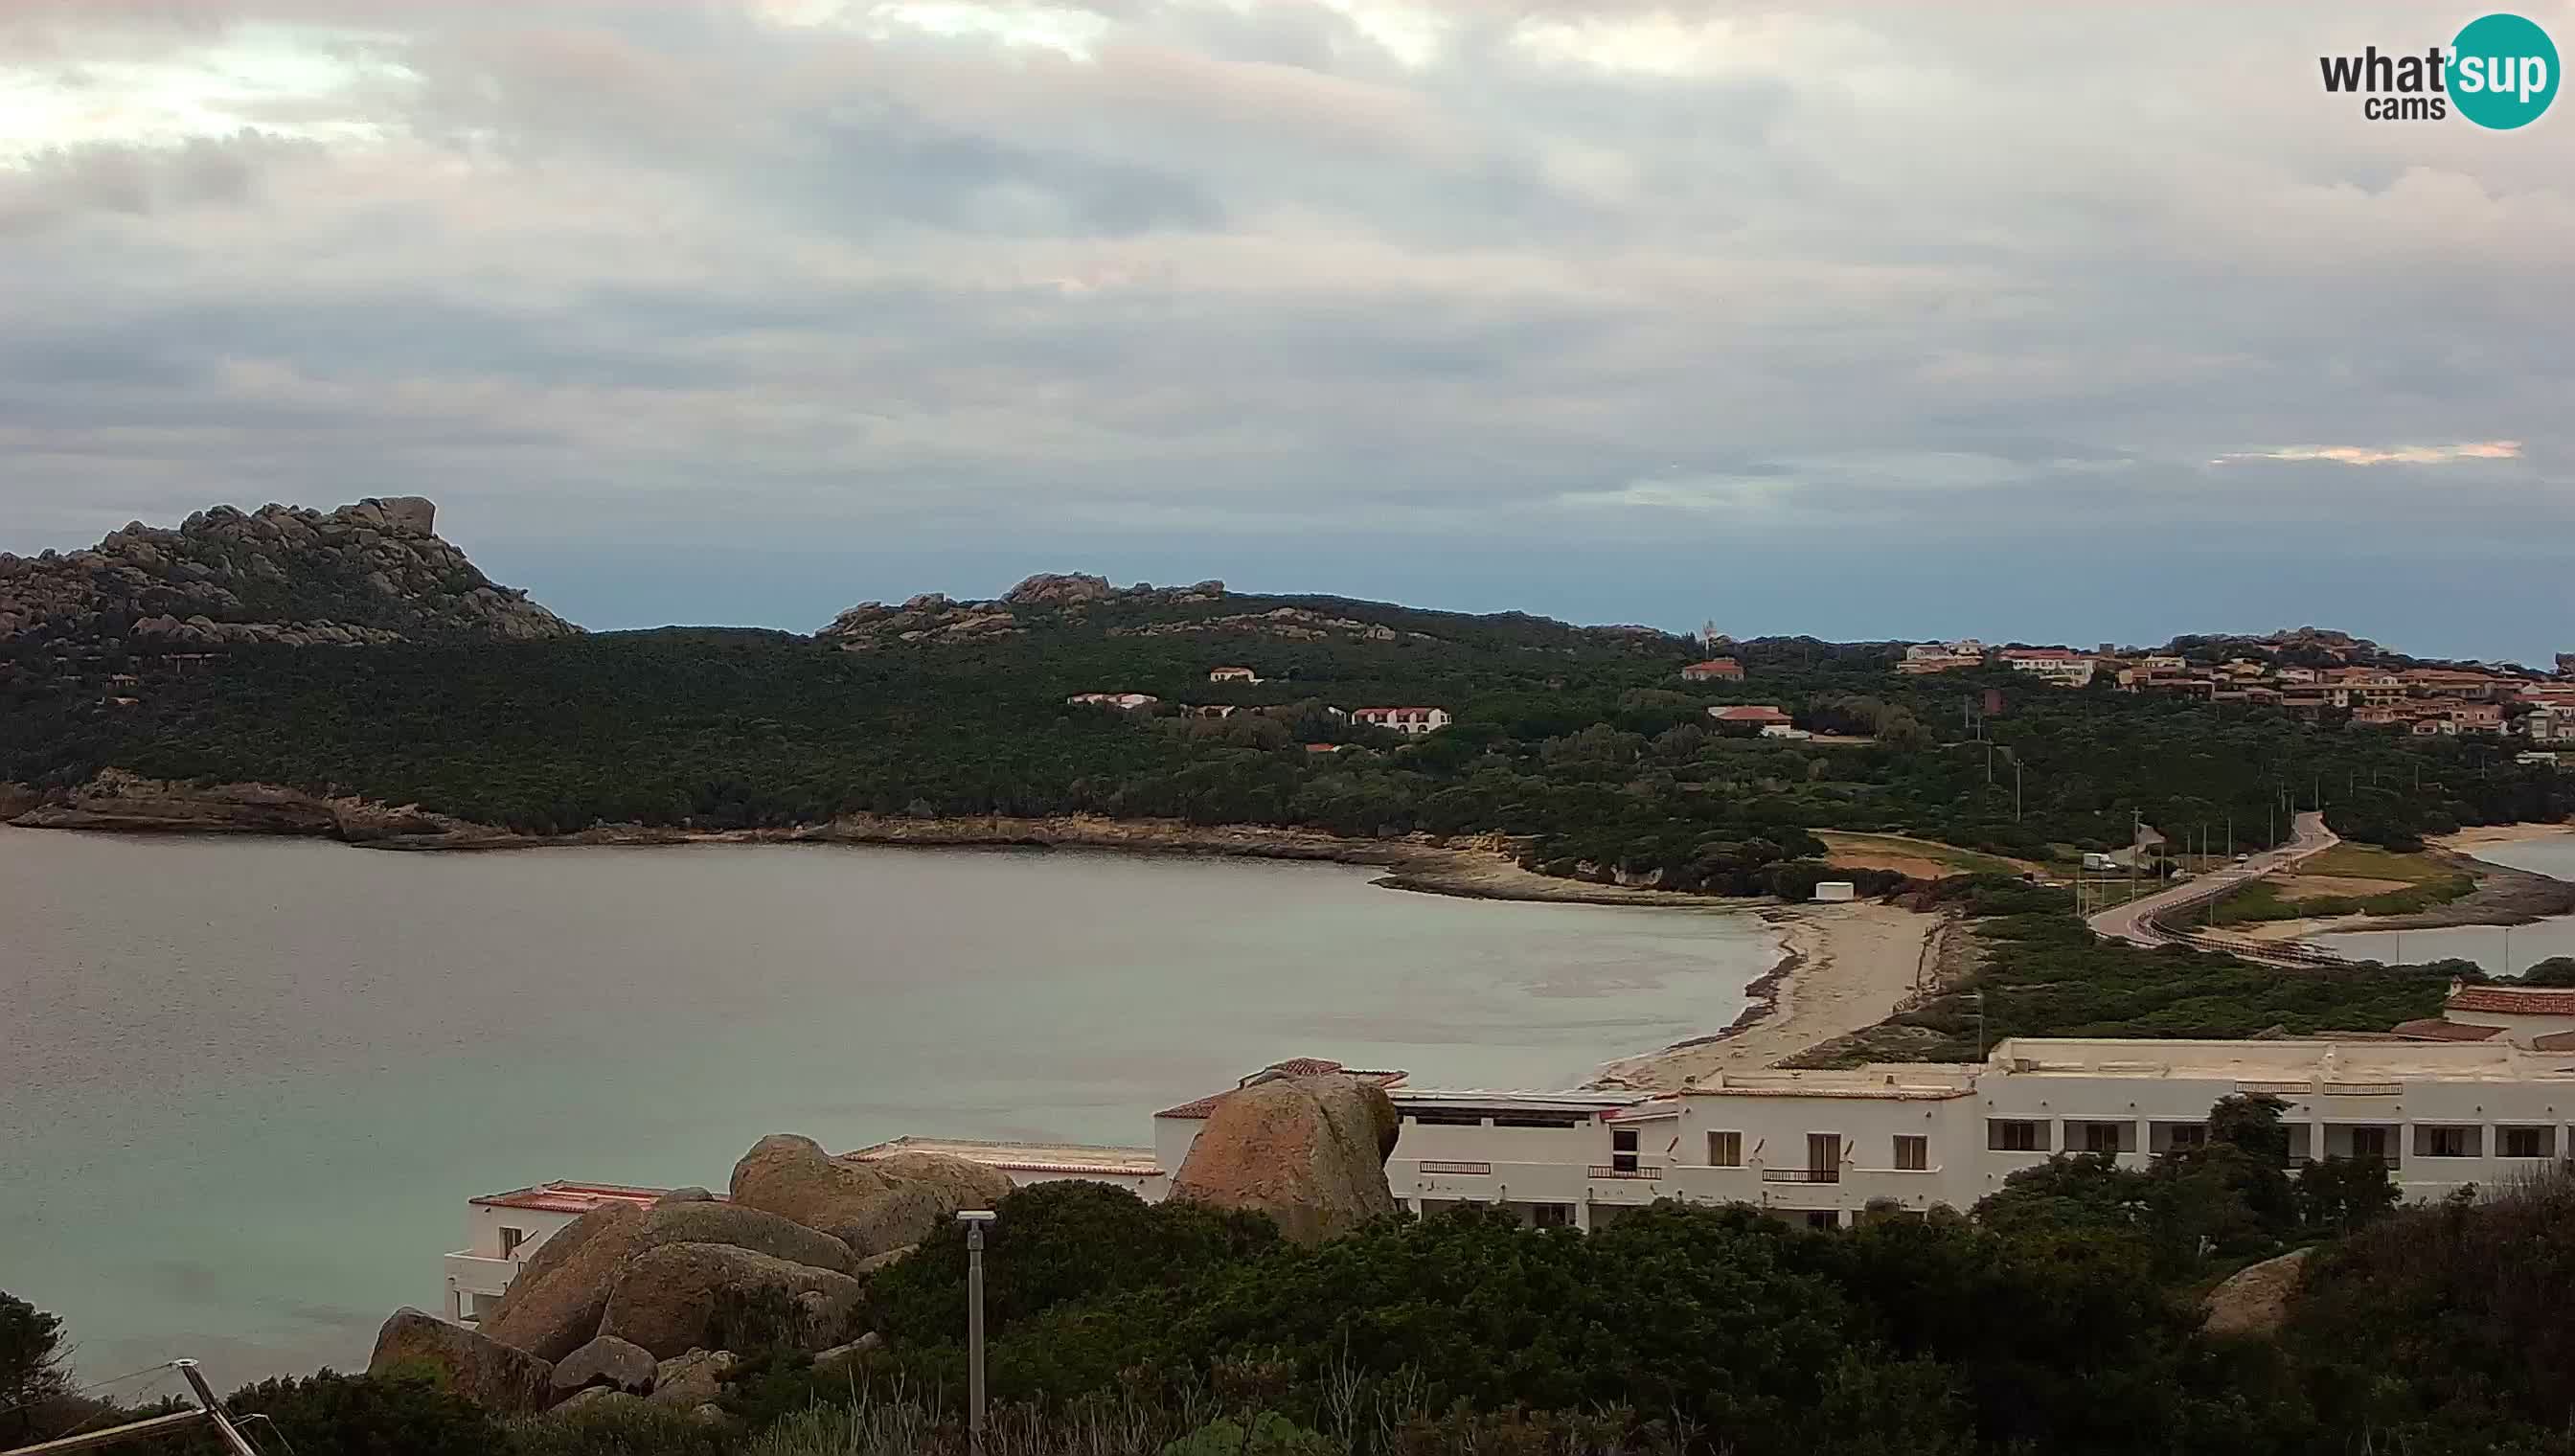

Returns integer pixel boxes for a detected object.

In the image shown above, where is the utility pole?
[957,1210,997,1452]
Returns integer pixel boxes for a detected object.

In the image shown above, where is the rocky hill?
[815,571,1681,656]
[816,572,1228,649]
[0,497,579,659]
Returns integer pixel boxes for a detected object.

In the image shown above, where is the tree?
[0,1291,70,1443]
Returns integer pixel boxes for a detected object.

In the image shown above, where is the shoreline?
[0,774,1757,911]
[2225,824,2575,946]
[1590,900,1943,1091]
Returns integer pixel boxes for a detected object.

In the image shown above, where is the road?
[2085,810,2338,951]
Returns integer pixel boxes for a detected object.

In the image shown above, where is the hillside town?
[1892,632,2575,745]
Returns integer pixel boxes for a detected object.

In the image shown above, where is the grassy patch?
[1801,891,2451,1067]
[2212,851,2474,925]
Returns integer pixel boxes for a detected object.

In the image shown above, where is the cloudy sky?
[3,1,2568,661]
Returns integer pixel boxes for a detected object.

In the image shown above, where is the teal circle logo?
[2450,12,2558,128]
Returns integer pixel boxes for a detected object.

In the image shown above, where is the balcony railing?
[1760,1169,1843,1184]
[1418,1160,1493,1175]
[1587,1164,1664,1180]
[2237,1081,2314,1095]
[2322,1081,2402,1096]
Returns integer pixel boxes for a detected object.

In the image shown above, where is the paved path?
[2085,811,2339,955]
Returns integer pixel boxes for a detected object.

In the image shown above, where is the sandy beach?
[1592,900,1942,1090]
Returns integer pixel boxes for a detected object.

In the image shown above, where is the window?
[1894,1135,1928,1171]
[1804,1210,1838,1231]
[498,1226,527,1258]
[1988,1120,2045,1152]
[2166,1124,2207,1151]
[1708,1130,1743,1168]
[2501,1126,2553,1159]
[2349,1126,2388,1161]
[1611,1126,1639,1174]
[2081,1122,2124,1154]
[1532,1203,1575,1229]
[2421,1126,2475,1158]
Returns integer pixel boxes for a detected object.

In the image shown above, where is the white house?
[2000,648,2097,688]
[1068,693,1158,710]
[1351,707,1450,736]
[1208,667,1262,684]
[444,1182,671,1324]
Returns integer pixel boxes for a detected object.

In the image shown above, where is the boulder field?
[370,1075,1403,1416]
[370,1133,999,1412]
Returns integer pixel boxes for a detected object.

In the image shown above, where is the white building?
[448,1014,2575,1309]
[1208,667,1262,684]
[1068,693,1158,710]
[1351,706,1450,736]
[444,1182,670,1324]
[1362,1037,2575,1229]
[2000,648,2098,688]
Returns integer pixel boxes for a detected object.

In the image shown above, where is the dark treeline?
[16,1121,2574,1456]
[4,598,2564,892]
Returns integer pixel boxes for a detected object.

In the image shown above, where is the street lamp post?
[957,1210,996,1451]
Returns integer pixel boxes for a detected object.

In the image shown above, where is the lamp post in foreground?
[957,1209,997,1451]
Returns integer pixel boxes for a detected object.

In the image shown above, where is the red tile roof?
[1711,705,1792,723]
[2448,985,2575,1016]
[470,1181,687,1216]
[1154,1060,1408,1119]
[2532,1030,2575,1052]
[2389,1017,2504,1042]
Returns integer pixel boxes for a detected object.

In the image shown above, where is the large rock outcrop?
[596,1242,864,1359]
[551,1335,658,1399]
[368,1308,556,1416]
[633,1199,856,1275]
[0,497,579,666]
[482,1202,649,1362]
[1168,1073,1400,1244]
[813,575,1224,650]
[2202,1247,2313,1340]
[728,1135,1009,1257]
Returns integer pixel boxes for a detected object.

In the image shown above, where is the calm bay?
[0,829,1771,1386]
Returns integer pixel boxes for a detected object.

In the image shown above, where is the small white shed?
[1812,881,1857,902]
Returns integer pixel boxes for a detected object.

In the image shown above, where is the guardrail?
[1417,1160,1493,1175]
[1586,1164,1663,1180]
[1758,1169,1843,1184]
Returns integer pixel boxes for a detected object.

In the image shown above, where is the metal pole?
[174,1361,258,1456]
[957,1211,994,1452]
[968,1225,986,1448]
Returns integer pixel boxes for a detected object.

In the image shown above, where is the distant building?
[445,1182,672,1325]
[1352,706,1450,735]
[1068,692,1158,710]
[1680,658,1744,682]
[2000,648,2096,688]
[1760,724,1812,739]
[1898,641,1984,675]
[1710,705,1795,728]
[1208,667,1261,683]
[846,1136,1167,1202]
[2559,652,2575,676]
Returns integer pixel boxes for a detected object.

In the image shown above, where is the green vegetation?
[1804,878,2452,1066]
[2211,845,2475,925]
[41,1105,2575,1456]
[5,592,2565,895]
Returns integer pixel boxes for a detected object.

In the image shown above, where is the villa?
[1351,706,1450,735]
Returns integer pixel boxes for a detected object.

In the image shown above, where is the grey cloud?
[0,0,2566,656]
